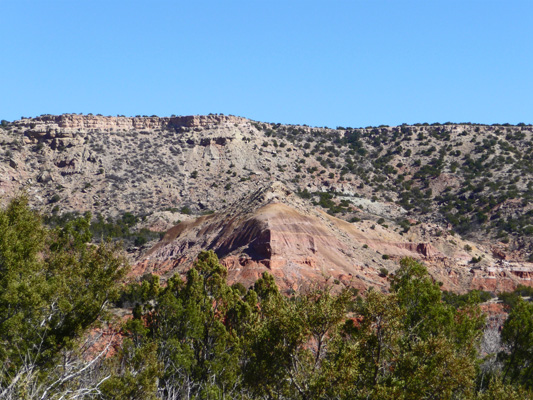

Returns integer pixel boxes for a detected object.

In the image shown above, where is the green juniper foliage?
[1,197,532,398]
[0,196,127,398]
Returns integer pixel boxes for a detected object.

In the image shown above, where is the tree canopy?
[0,197,532,398]
[0,196,127,398]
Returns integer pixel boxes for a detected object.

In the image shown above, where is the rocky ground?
[1,114,532,293]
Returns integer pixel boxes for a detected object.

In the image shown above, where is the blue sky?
[1,1,531,127]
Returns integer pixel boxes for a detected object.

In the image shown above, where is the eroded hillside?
[1,114,533,292]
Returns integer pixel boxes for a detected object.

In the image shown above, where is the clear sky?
[1,0,531,127]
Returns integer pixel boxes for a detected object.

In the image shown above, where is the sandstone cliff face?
[21,114,246,134]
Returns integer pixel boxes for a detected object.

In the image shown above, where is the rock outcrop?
[134,183,533,294]
[19,113,246,134]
